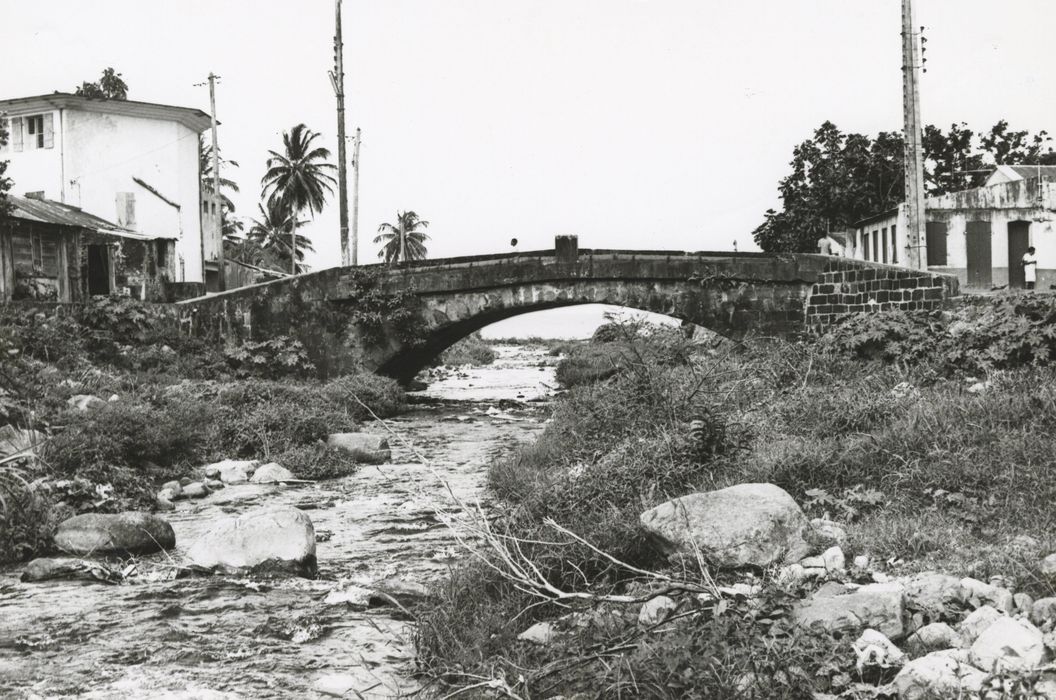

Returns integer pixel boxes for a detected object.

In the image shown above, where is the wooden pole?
[902,0,928,269]
[352,127,361,265]
[332,0,350,267]
[207,73,225,290]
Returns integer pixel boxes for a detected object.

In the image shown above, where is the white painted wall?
[2,106,205,283]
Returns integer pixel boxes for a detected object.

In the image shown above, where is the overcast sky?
[4,1,1054,335]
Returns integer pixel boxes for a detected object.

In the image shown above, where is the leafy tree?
[244,199,311,272]
[74,68,128,100]
[375,210,430,264]
[979,120,1056,166]
[260,124,336,273]
[754,120,1056,253]
[0,117,11,219]
[199,139,244,243]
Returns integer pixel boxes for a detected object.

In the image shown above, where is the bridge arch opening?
[379,302,693,383]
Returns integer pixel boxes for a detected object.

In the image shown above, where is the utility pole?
[330,0,350,267]
[902,0,928,269]
[352,127,361,265]
[207,73,225,291]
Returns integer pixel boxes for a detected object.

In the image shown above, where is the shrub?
[224,336,316,379]
[436,333,497,367]
[322,372,405,419]
[0,464,57,563]
[275,444,358,480]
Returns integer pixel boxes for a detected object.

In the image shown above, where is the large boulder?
[793,581,906,640]
[250,462,296,484]
[968,616,1045,672]
[327,433,391,464]
[53,512,175,555]
[638,483,811,568]
[893,650,986,700]
[185,507,316,577]
[904,622,963,656]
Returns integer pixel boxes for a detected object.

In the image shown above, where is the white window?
[8,113,54,152]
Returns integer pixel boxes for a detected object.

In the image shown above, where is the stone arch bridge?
[181,240,958,382]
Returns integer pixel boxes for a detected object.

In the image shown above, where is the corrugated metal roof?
[6,195,173,240]
[1007,165,1056,180]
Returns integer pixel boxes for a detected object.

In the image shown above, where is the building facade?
[0,93,216,289]
[853,167,1056,290]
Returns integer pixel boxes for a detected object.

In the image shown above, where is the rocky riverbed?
[0,345,556,698]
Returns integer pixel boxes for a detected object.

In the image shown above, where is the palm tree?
[260,124,336,273]
[375,211,430,264]
[246,200,312,273]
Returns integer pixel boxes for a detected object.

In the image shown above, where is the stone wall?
[805,258,960,330]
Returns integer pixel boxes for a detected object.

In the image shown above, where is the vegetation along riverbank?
[0,297,404,564]
[417,294,1056,699]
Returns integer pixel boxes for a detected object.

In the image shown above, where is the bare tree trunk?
[291,215,298,274]
[399,219,406,265]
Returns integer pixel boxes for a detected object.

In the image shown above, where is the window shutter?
[42,113,54,149]
[11,117,23,152]
[116,193,136,228]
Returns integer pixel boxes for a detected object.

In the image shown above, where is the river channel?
[0,344,556,699]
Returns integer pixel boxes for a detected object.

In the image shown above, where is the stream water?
[0,344,556,699]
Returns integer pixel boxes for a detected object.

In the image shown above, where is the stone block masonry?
[805,258,960,331]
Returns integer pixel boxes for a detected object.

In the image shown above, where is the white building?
[852,166,1056,290]
[0,92,218,288]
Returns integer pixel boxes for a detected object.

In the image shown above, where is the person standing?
[1022,246,1038,291]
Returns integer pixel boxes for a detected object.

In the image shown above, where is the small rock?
[967,381,990,394]
[155,496,175,512]
[202,459,261,484]
[205,479,225,490]
[1014,592,1034,614]
[902,572,967,622]
[179,476,192,486]
[250,462,296,484]
[21,557,118,583]
[638,596,678,627]
[893,650,986,700]
[323,584,372,607]
[776,563,807,585]
[793,581,905,640]
[961,577,1014,613]
[822,546,846,573]
[1040,553,1056,577]
[853,628,905,673]
[853,555,870,569]
[1030,597,1056,626]
[182,482,208,499]
[158,487,179,502]
[53,512,176,555]
[161,480,183,496]
[327,433,392,464]
[968,616,1044,672]
[959,605,1004,644]
[517,621,556,645]
[371,577,432,607]
[810,518,848,547]
[904,622,963,656]
[66,394,107,412]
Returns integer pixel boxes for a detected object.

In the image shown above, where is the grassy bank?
[0,299,405,564]
[416,295,1056,698]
